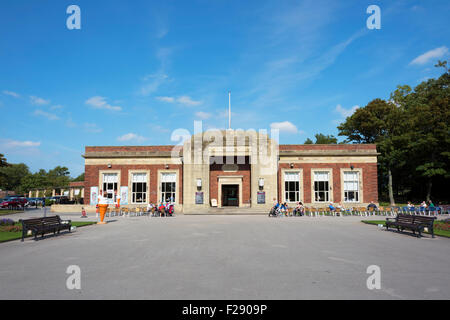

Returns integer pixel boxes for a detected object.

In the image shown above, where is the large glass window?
[284,172,300,202]
[102,173,118,200]
[132,173,147,204]
[314,171,330,202]
[343,171,359,202]
[161,173,176,203]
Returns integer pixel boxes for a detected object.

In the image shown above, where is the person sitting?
[367,201,378,211]
[294,202,305,216]
[167,203,175,216]
[407,201,414,208]
[147,202,154,214]
[280,202,287,216]
[329,202,336,213]
[420,201,427,208]
[158,203,165,217]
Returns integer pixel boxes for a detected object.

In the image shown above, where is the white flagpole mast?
[228,91,231,130]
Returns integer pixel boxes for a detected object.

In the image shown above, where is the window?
[161,173,176,203]
[344,171,359,202]
[314,171,330,202]
[284,172,300,202]
[102,173,118,200]
[131,173,147,204]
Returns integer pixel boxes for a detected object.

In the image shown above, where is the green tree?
[72,173,85,182]
[338,98,400,205]
[394,61,450,201]
[47,166,71,189]
[304,134,338,144]
[0,153,8,167]
[0,163,31,193]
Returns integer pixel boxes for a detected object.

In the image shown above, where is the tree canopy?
[338,61,450,203]
[304,133,338,144]
[0,154,74,195]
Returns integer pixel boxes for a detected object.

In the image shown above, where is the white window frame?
[158,170,179,204]
[130,172,148,204]
[282,170,302,203]
[312,169,332,203]
[341,168,363,203]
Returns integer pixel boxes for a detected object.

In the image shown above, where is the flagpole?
[228,91,231,129]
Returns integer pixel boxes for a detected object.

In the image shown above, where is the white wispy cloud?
[140,73,169,96]
[66,118,77,128]
[84,123,102,133]
[85,96,122,111]
[50,105,64,110]
[157,95,202,106]
[335,104,359,118]
[0,139,41,148]
[33,109,60,120]
[3,90,20,98]
[195,111,212,120]
[156,96,175,103]
[270,121,298,134]
[177,96,202,106]
[117,133,146,142]
[410,46,449,65]
[30,95,50,105]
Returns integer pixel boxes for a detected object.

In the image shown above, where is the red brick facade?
[85,164,183,205]
[278,162,378,204]
[209,162,252,205]
[83,144,378,207]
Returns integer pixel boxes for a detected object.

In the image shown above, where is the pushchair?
[268,206,281,217]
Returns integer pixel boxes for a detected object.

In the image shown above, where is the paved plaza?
[0,211,449,300]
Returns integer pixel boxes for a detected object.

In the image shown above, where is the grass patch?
[0,209,25,216]
[0,221,96,243]
[362,220,450,238]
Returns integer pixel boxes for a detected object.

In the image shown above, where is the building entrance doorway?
[222,185,239,207]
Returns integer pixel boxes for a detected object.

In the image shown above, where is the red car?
[0,197,28,209]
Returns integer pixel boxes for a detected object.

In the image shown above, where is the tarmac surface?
[0,210,449,299]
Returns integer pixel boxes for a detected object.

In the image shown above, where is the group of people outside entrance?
[270,199,380,217]
[95,190,174,217]
[270,200,305,217]
[146,201,175,217]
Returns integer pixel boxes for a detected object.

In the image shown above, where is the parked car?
[0,197,27,209]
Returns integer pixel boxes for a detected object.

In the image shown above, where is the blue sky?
[0,0,449,177]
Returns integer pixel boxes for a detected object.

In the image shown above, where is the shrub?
[435,222,450,231]
[0,225,22,232]
[0,218,15,226]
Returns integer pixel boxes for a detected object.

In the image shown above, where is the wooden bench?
[385,214,436,238]
[20,216,72,241]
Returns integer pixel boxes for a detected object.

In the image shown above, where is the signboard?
[74,189,80,196]
[90,187,98,205]
[195,192,204,204]
[257,191,266,204]
[120,186,128,205]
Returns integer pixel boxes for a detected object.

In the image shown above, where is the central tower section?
[182,129,278,213]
